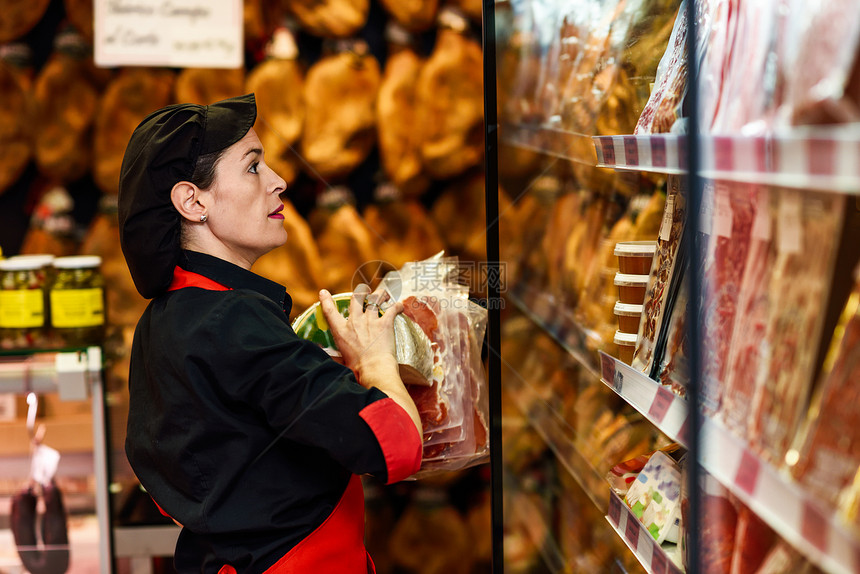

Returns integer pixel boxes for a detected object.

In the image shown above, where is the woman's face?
[205,127,287,266]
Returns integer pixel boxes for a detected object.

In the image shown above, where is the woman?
[117,93,422,573]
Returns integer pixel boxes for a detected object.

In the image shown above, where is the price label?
[603,139,616,164]
[678,416,690,446]
[754,137,768,172]
[808,138,835,176]
[608,493,622,526]
[625,514,640,547]
[715,137,734,171]
[601,354,617,388]
[624,137,639,166]
[733,449,761,496]
[648,386,675,424]
[651,547,668,574]
[778,190,803,255]
[660,193,675,242]
[801,500,829,553]
[652,138,667,167]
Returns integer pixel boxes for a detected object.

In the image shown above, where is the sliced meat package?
[246,28,305,186]
[697,0,741,132]
[282,0,368,38]
[632,175,687,376]
[782,0,860,125]
[788,268,860,507]
[33,30,108,184]
[251,200,326,320]
[656,266,689,397]
[749,189,845,465]
[700,182,757,415]
[635,2,687,134]
[307,187,380,293]
[729,506,776,574]
[93,68,175,194]
[301,40,379,181]
[721,188,776,435]
[376,26,430,197]
[416,9,483,180]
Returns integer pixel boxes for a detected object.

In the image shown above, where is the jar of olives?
[0,255,54,350]
[50,256,106,347]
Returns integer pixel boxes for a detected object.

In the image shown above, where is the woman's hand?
[319,285,421,437]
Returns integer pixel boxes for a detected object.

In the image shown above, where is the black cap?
[118,93,257,299]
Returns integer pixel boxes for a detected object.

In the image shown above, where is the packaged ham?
[787,267,860,507]
[721,188,776,435]
[729,506,776,574]
[282,0,368,38]
[416,9,484,180]
[93,68,175,195]
[656,267,689,397]
[697,474,738,574]
[749,189,845,464]
[697,0,741,133]
[307,187,379,293]
[700,182,757,415]
[362,183,445,271]
[246,27,305,186]
[376,24,430,197]
[632,175,687,377]
[251,199,326,320]
[635,1,688,134]
[33,29,108,184]
[783,0,860,125]
[301,40,379,181]
[0,46,33,195]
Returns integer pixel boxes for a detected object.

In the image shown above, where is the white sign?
[95,0,243,69]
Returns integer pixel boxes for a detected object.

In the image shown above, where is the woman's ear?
[170,181,206,223]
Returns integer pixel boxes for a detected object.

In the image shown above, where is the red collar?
[167,267,232,292]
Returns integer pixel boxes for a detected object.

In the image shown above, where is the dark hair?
[189,149,224,190]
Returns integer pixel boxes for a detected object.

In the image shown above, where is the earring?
[200,214,208,222]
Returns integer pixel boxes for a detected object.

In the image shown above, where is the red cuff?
[359,398,422,484]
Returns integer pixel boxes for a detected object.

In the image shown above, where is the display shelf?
[598,352,689,447]
[502,123,600,165]
[597,353,860,573]
[593,130,860,193]
[606,490,683,574]
[700,418,860,574]
[505,381,606,513]
[507,284,601,380]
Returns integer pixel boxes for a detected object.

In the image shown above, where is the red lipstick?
[269,204,285,219]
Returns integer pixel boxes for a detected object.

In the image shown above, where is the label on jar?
[0,290,45,328]
[50,288,105,328]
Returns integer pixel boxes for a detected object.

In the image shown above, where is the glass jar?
[50,256,106,347]
[0,255,54,350]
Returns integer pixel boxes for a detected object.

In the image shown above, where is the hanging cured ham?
[417,9,484,180]
[378,0,439,32]
[174,67,245,105]
[0,49,33,195]
[282,0,368,38]
[363,184,445,271]
[376,24,430,197]
[246,28,305,186]
[251,200,326,320]
[33,31,107,184]
[93,68,175,195]
[301,41,380,181]
[0,0,50,43]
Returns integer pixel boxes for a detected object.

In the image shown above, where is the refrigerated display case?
[490,0,860,572]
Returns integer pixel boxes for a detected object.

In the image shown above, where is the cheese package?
[624,450,682,544]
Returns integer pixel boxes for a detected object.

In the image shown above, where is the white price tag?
[30,444,61,486]
[778,190,803,254]
[660,193,675,242]
[700,181,715,237]
[751,187,772,242]
[714,184,733,238]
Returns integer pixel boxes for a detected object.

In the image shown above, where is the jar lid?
[614,272,649,286]
[614,302,644,316]
[614,241,657,257]
[0,255,56,270]
[52,255,102,269]
[614,331,638,345]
